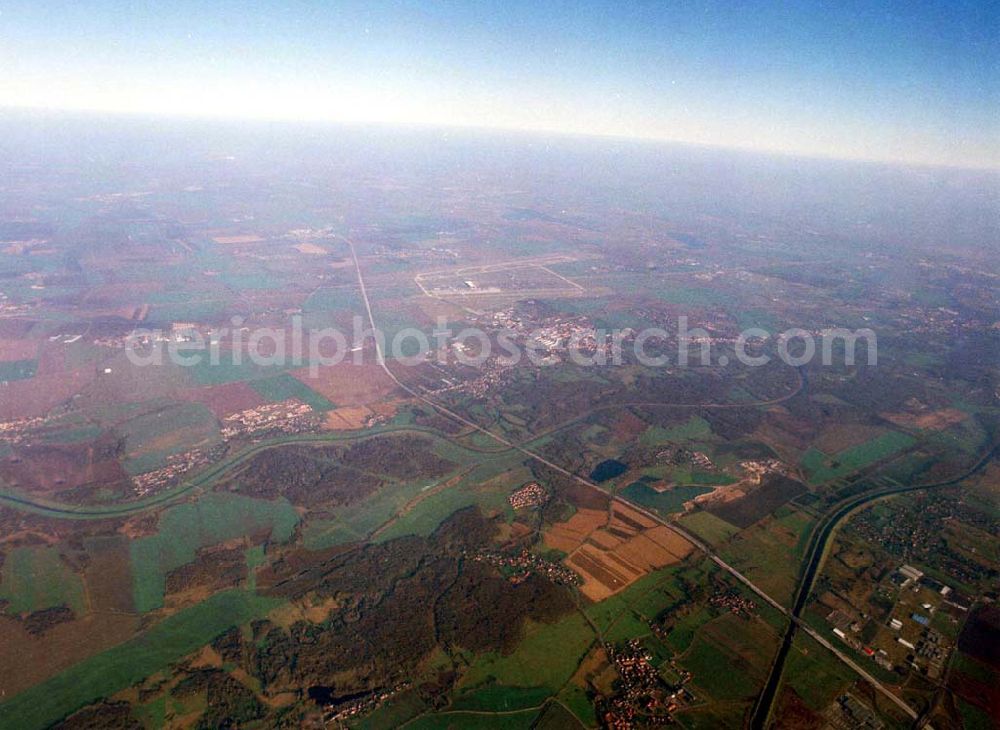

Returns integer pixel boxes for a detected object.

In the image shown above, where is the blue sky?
[1,0,996,167]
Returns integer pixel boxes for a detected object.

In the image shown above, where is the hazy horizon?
[0,9,998,725]
[2,1,997,168]
[4,104,1000,174]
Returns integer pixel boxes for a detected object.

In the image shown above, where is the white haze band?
[124,315,877,375]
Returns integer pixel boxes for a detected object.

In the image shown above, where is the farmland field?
[458,614,596,700]
[0,545,85,614]
[678,510,740,545]
[250,372,334,410]
[718,507,814,606]
[0,589,283,730]
[620,481,713,515]
[404,709,540,730]
[680,612,779,703]
[800,430,916,485]
[0,96,995,730]
[640,416,713,445]
[130,492,299,612]
[0,358,38,382]
[120,401,221,474]
[778,633,858,711]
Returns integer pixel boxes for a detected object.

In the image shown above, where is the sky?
[0,0,997,168]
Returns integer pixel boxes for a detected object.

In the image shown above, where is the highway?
[344,236,929,722]
[0,236,986,727]
[749,440,998,728]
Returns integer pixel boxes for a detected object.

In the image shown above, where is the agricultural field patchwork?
[0,111,995,730]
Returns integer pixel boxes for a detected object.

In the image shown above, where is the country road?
[0,238,978,728]
[749,440,999,728]
[344,236,925,722]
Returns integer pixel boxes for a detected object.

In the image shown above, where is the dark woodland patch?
[707,474,808,528]
[51,701,141,730]
[165,546,248,595]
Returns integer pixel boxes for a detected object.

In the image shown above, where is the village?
[599,640,686,729]
[471,548,582,588]
[131,399,321,498]
[219,400,320,440]
[130,446,220,497]
[320,683,411,727]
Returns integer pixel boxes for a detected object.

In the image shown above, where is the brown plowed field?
[0,366,96,420]
[291,362,398,406]
[545,499,692,602]
[178,381,266,419]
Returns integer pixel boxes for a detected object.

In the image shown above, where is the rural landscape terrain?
[0,114,997,729]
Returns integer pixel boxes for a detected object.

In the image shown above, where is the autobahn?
[750,440,998,729]
[345,235,932,721]
[0,237,988,727]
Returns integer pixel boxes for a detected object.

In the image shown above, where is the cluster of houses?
[600,640,678,729]
[320,683,410,726]
[708,589,757,618]
[508,481,548,509]
[131,447,217,497]
[470,548,581,587]
[0,416,46,445]
[220,400,318,440]
[655,445,714,470]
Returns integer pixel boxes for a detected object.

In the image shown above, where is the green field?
[718,508,814,606]
[678,510,740,545]
[130,492,299,612]
[449,685,552,712]
[351,690,429,729]
[145,288,234,322]
[182,355,286,386]
[557,684,597,727]
[682,633,759,700]
[0,589,282,730]
[957,698,996,730]
[620,481,714,516]
[653,287,730,306]
[404,709,540,730]
[780,633,858,710]
[217,271,278,290]
[585,562,707,647]
[120,401,221,474]
[0,358,37,382]
[250,372,334,410]
[41,425,103,444]
[369,455,525,544]
[800,431,916,485]
[678,612,778,703]
[674,704,746,729]
[303,286,363,313]
[458,613,596,704]
[534,701,587,729]
[369,303,434,359]
[0,545,85,614]
[641,416,713,445]
[665,605,715,653]
[302,459,478,548]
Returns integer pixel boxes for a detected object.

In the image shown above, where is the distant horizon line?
[2,103,998,175]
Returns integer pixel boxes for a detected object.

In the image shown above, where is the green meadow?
[800,431,916,485]
[0,358,37,381]
[130,492,298,612]
[250,372,334,410]
[0,589,282,730]
[0,545,85,614]
[457,614,596,707]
